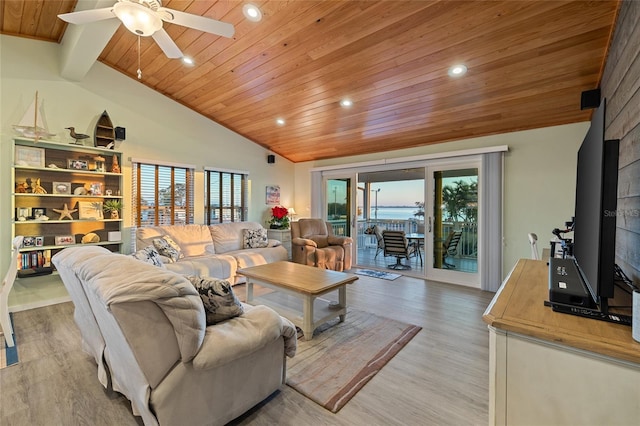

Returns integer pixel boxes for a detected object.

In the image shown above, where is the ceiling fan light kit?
[113,1,162,36]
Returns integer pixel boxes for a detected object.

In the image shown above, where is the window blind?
[205,170,248,223]
[132,162,194,227]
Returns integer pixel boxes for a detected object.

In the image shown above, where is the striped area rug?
[286,309,421,413]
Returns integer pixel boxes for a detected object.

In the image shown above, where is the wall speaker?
[580,88,601,110]
[115,126,126,141]
[267,154,275,164]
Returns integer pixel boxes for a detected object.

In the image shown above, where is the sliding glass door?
[426,160,480,287]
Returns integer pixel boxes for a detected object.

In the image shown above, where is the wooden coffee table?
[238,261,358,340]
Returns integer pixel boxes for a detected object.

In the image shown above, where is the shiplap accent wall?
[601,0,640,284]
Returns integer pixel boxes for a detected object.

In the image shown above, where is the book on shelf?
[17,249,53,277]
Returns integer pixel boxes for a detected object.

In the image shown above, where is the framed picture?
[35,236,44,247]
[15,146,45,168]
[52,182,72,195]
[55,235,75,245]
[67,159,89,170]
[78,201,104,220]
[266,185,280,205]
[15,207,31,221]
[89,182,103,196]
[32,207,46,219]
[22,236,36,247]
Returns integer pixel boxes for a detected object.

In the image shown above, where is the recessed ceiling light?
[340,99,353,107]
[276,118,285,126]
[448,64,467,77]
[182,56,194,65]
[243,4,262,22]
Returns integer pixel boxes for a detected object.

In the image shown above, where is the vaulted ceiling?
[1,0,619,163]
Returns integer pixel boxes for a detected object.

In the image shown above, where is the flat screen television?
[572,97,620,313]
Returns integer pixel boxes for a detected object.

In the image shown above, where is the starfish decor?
[53,203,77,220]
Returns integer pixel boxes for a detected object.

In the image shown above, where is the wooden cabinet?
[12,137,123,278]
[483,259,640,425]
[267,228,291,259]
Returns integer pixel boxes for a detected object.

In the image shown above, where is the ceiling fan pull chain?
[137,35,142,80]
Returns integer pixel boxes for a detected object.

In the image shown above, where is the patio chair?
[373,225,385,259]
[382,230,416,270]
[442,230,462,269]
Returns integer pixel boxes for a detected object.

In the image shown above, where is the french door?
[425,159,481,287]
[324,177,354,238]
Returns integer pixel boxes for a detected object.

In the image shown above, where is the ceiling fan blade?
[161,8,235,38]
[58,7,115,25]
[152,29,183,59]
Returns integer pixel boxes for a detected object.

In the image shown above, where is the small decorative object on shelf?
[95,110,115,148]
[81,233,100,244]
[111,154,121,173]
[94,156,106,172]
[31,178,47,194]
[103,199,122,219]
[65,127,91,145]
[52,203,78,220]
[268,206,289,229]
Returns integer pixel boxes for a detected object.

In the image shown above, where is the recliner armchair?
[291,219,353,271]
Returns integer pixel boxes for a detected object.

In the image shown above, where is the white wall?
[1,35,295,275]
[293,123,589,280]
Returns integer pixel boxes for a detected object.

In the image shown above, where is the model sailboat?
[13,92,56,140]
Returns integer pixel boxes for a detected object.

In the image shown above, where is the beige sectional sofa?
[135,221,288,284]
[53,246,297,426]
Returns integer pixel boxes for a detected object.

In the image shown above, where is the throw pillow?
[187,276,244,325]
[130,245,166,268]
[153,235,183,263]
[243,228,268,249]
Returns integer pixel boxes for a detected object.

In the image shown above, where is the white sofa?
[53,246,297,426]
[135,222,288,284]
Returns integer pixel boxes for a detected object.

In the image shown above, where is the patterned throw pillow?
[153,235,183,263]
[243,228,268,249]
[130,245,166,268]
[187,276,244,325]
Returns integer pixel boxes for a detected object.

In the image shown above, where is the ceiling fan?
[58,0,235,59]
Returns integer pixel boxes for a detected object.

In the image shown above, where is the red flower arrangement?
[269,206,290,229]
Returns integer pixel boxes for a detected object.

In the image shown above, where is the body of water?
[368,206,422,220]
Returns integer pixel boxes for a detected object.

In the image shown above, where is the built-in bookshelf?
[12,137,123,283]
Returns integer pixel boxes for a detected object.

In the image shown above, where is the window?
[205,168,248,223]
[132,160,195,227]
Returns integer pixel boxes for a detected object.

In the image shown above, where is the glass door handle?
[428,217,432,233]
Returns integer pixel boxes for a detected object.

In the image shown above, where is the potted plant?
[103,199,122,219]
[268,206,289,229]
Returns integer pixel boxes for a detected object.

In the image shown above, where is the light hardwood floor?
[0,274,495,426]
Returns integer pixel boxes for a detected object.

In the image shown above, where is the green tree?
[442,180,477,223]
[413,201,425,219]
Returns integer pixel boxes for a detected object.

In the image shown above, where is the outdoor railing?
[328,219,478,258]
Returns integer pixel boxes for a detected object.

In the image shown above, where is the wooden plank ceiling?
[1,0,619,163]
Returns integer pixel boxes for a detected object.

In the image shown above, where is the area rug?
[286,309,421,413]
[354,268,401,281]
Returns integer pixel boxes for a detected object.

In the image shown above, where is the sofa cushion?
[137,225,215,257]
[192,304,297,370]
[153,235,183,262]
[163,225,215,257]
[131,245,166,268]
[243,228,269,249]
[209,222,263,253]
[187,276,243,325]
